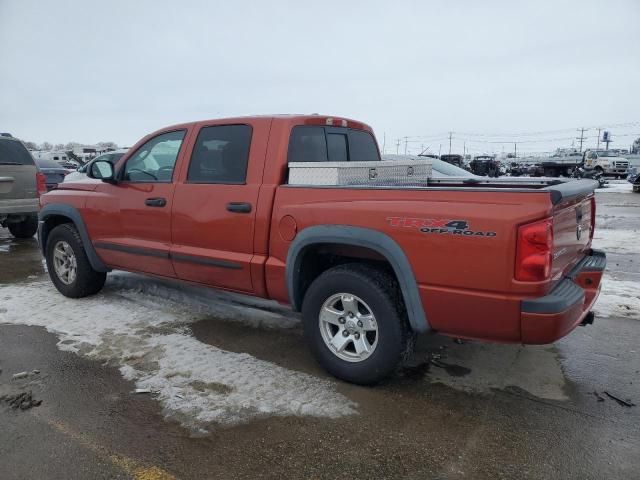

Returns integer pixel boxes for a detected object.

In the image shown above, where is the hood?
[55,181,99,192]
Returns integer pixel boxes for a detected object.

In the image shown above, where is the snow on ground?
[591,228,638,254]
[0,278,356,432]
[593,276,640,321]
[595,181,633,194]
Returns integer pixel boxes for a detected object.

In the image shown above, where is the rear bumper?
[0,198,39,215]
[520,249,606,344]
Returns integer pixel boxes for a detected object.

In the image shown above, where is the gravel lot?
[1,181,638,479]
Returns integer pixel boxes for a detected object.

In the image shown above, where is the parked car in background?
[508,162,529,177]
[583,149,630,178]
[34,158,73,191]
[0,133,45,238]
[439,154,465,169]
[383,155,479,177]
[628,167,640,193]
[469,155,499,176]
[64,149,128,182]
[541,150,583,177]
[572,165,607,189]
[38,115,605,384]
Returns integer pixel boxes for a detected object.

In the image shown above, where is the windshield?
[597,151,619,157]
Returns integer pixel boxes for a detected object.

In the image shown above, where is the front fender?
[38,203,109,272]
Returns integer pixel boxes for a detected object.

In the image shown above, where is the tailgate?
[551,194,595,279]
[0,164,38,199]
[0,139,38,200]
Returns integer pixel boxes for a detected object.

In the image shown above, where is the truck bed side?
[267,186,557,342]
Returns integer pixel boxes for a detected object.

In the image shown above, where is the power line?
[576,127,588,152]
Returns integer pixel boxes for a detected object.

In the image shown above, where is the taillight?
[36,172,47,196]
[515,218,553,282]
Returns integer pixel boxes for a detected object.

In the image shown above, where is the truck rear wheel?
[7,214,38,238]
[301,264,412,385]
[45,223,106,298]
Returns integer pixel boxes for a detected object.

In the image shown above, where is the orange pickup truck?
[38,115,605,384]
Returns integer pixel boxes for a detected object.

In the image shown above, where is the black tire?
[7,214,38,238]
[301,263,413,385]
[45,223,106,298]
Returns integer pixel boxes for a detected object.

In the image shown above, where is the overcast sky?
[1,0,639,155]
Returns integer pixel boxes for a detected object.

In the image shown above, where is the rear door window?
[0,140,35,165]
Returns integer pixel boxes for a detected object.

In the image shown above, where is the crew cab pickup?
[38,115,606,384]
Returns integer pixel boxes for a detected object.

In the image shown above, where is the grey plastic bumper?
[522,249,606,314]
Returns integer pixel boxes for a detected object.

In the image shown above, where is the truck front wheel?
[45,223,106,298]
[301,264,412,385]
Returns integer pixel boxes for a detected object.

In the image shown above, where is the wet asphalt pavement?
[1,184,639,479]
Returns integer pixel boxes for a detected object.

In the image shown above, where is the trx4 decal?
[386,216,497,237]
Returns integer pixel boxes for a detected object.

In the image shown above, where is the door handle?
[145,197,167,207]
[226,202,252,213]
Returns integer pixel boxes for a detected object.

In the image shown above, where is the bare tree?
[632,137,640,155]
[39,142,53,151]
[97,141,118,150]
[22,141,38,150]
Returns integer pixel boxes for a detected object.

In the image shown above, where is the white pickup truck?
[583,149,630,178]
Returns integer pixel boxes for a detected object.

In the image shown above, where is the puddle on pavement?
[192,316,568,402]
[0,235,46,284]
[190,317,327,378]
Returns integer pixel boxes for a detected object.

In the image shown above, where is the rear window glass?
[288,126,327,162]
[288,126,380,163]
[0,140,35,165]
[327,133,348,161]
[36,159,62,168]
[348,130,379,161]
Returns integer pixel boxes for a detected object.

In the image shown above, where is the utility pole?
[514,142,517,158]
[576,127,588,152]
[438,144,442,157]
[382,132,386,154]
[448,132,453,154]
[395,139,401,155]
[403,136,409,155]
[596,128,602,150]
[463,142,466,157]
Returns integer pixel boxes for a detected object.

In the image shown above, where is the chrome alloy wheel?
[319,293,379,363]
[52,240,77,285]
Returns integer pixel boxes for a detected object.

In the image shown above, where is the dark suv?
[0,133,45,238]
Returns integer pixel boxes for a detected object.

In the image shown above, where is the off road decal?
[386,216,497,237]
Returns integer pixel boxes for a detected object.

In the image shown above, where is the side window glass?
[327,133,348,161]
[123,130,186,182]
[288,126,327,162]
[187,125,252,184]
[348,129,380,161]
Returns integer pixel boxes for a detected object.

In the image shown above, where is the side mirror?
[89,160,116,183]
